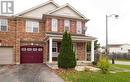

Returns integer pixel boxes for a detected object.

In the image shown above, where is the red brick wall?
[77,42,86,60]
[58,19,64,32]
[44,16,86,34]
[45,17,51,32]
[70,20,76,33]
[0,18,15,46]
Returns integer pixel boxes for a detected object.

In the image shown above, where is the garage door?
[0,47,14,64]
[20,45,43,64]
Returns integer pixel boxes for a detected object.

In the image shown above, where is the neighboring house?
[0,0,96,64]
[108,44,130,54]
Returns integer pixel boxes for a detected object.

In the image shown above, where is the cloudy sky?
[2,0,130,45]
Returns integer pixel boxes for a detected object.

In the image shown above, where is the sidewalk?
[109,60,130,65]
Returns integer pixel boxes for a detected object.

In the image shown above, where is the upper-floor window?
[0,19,8,32]
[51,18,58,32]
[64,19,70,32]
[26,20,39,32]
[76,21,82,34]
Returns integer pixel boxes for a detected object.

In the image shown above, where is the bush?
[58,31,76,69]
[92,61,97,65]
[97,54,110,74]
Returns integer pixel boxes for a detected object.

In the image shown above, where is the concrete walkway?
[109,60,130,65]
[0,64,64,82]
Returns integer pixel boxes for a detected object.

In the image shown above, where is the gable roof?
[47,3,87,19]
[16,0,59,16]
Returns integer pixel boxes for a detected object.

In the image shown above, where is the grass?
[59,64,130,82]
[115,59,130,62]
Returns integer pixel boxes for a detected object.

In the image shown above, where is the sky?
[2,0,130,46]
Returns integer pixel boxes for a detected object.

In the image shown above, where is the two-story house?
[0,0,96,64]
[108,44,130,54]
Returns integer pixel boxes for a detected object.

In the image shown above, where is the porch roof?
[45,32,96,41]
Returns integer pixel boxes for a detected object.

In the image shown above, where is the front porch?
[45,32,96,63]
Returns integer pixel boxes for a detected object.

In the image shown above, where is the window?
[76,21,82,34]
[64,19,70,32]
[0,19,8,32]
[52,42,57,53]
[26,20,39,32]
[51,18,58,32]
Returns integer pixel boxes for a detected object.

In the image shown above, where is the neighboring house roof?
[16,0,59,19]
[108,44,130,47]
[47,3,87,19]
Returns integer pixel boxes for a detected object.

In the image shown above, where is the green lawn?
[59,65,130,82]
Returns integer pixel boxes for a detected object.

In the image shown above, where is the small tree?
[58,31,76,69]
[97,55,110,74]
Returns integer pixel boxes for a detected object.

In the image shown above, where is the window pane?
[1,26,7,31]
[52,18,58,31]
[52,42,57,47]
[33,21,39,32]
[0,19,7,31]
[26,20,39,32]
[33,27,38,32]
[64,20,70,31]
[52,48,56,52]
[52,42,57,52]
[26,21,33,32]
[77,21,82,34]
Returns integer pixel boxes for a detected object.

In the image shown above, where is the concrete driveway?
[0,64,64,82]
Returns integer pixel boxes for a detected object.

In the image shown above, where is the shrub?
[92,61,97,65]
[97,54,110,74]
[58,31,76,69]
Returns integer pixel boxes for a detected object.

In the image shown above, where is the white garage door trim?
[0,47,14,64]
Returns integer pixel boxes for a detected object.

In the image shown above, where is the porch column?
[49,37,53,63]
[91,40,95,62]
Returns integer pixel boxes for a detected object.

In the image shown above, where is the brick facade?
[0,13,88,64]
[77,42,86,60]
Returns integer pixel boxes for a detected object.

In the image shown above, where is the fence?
[108,53,130,60]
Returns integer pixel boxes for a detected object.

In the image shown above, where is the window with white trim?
[51,18,58,32]
[0,19,8,32]
[52,42,57,53]
[64,19,70,32]
[26,20,39,32]
[76,21,82,34]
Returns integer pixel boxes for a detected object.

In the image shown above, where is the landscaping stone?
[47,62,100,72]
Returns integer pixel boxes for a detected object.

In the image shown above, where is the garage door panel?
[20,46,43,64]
[0,47,14,64]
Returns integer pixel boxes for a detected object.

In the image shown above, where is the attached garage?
[0,47,14,64]
[20,45,43,64]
